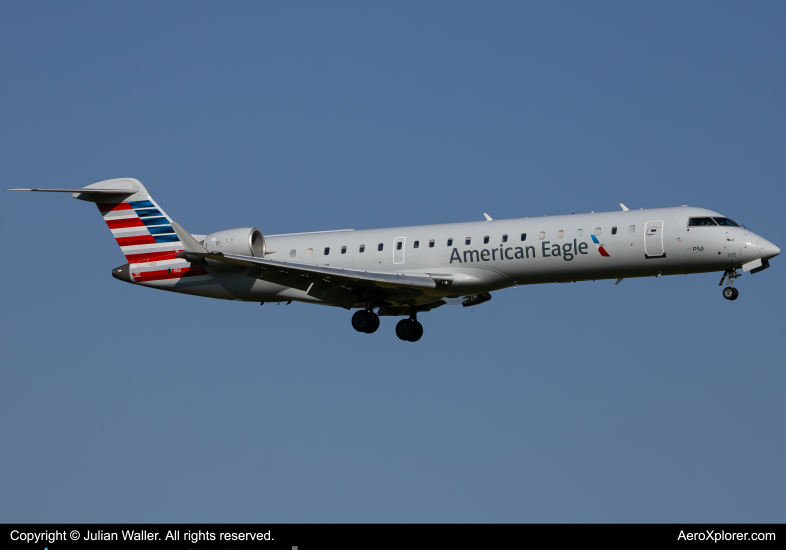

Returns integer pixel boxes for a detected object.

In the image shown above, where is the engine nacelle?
[202,227,265,258]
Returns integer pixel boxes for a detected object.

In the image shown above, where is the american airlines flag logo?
[98,199,207,282]
[590,234,610,257]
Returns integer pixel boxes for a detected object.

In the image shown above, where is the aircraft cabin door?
[645,220,665,257]
[393,237,405,264]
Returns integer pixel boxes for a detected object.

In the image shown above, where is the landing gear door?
[645,220,665,257]
[393,237,405,264]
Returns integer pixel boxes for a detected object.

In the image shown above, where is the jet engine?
[202,227,265,258]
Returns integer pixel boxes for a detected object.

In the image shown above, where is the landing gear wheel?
[410,321,423,342]
[722,287,739,301]
[352,310,376,333]
[396,319,423,341]
[367,313,380,333]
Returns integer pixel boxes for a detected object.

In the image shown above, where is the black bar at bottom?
[2,523,782,548]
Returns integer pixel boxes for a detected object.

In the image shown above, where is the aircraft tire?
[365,313,380,334]
[723,287,738,301]
[396,319,417,341]
[409,321,423,342]
[352,310,374,332]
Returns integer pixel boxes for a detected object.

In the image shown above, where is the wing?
[171,222,454,308]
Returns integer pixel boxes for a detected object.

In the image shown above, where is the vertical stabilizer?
[87,178,185,267]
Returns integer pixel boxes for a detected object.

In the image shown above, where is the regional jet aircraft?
[10,178,780,341]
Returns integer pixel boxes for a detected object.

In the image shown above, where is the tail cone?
[112,263,132,283]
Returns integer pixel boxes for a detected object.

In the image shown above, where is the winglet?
[171,221,208,254]
[620,203,629,211]
[483,213,493,221]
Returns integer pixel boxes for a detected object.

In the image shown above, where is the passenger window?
[688,217,717,227]
[396,241,402,250]
[539,232,545,240]
[557,230,564,239]
[577,229,583,237]
[447,238,453,246]
[429,240,435,248]
[290,249,296,258]
[307,248,313,256]
[359,244,365,253]
[414,241,419,248]
[483,235,489,244]
[595,228,601,237]
[324,247,330,255]
[378,243,384,251]
[502,234,508,243]
[629,225,635,233]
[341,246,347,254]
[465,237,471,245]
[521,233,527,241]
[611,226,617,235]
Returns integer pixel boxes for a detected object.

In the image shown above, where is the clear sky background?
[1,2,784,522]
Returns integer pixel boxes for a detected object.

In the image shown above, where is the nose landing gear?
[719,268,740,301]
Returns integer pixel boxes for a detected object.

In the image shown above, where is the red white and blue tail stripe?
[98,198,208,283]
[99,199,182,263]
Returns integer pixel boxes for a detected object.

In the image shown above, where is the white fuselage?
[139,205,779,307]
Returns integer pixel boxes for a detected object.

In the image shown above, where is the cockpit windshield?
[713,217,739,227]
[688,217,717,227]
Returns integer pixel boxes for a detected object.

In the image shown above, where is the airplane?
[9,178,780,341]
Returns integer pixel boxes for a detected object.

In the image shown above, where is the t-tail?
[9,178,209,286]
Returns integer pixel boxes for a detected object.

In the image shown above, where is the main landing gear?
[719,268,740,301]
[351,309,380,333]
[396,308,423,342]
[351,301,424,341]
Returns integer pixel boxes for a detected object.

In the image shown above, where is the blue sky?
[1,1,784,522]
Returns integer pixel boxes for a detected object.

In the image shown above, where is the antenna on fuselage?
[620,203,629,211]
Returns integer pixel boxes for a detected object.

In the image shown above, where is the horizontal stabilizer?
[8,188,134,194]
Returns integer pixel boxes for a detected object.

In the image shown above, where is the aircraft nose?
[758,238,780,260]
